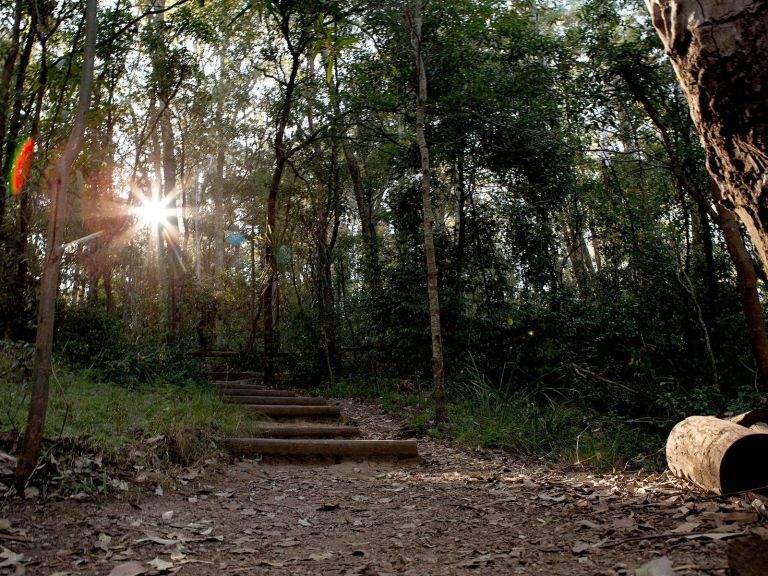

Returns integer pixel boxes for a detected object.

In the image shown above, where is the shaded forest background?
[1,0,766,469]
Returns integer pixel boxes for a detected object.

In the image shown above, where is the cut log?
[223,438,419,459]
[667,415,768,494]
[218,388,296,397]
[225,396,326,406]
[243,405,341,418]
[253,423,360,438]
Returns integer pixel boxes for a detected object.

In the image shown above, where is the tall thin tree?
[406,0,447,423]
[15,0,98,488]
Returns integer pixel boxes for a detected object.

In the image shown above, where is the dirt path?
[1,398,765,575]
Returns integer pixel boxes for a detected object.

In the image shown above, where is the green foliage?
[55,303,204,386]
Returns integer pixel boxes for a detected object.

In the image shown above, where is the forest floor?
[1,397,766,576]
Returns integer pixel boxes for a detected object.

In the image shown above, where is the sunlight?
[133,189,176,230]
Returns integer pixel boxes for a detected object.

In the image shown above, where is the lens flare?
[9,137,34,196]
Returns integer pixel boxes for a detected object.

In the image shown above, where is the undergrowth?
[323,373,666,472]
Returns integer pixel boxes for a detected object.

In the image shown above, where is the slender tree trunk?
[0,11,34,227]
[407,0,447,423]
[645,0,768,270]
[0,0,23,218]
[160,105,179,345]
[15,0,97,489]
[213,51,226,276]
[263,49,300,387]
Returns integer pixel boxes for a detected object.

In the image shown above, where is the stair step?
[226,396,326,406]
[211,371,264,381]
[254,423,360,438]
[244,405,341,418]
[217,387,297,397]
[223,438,419,459]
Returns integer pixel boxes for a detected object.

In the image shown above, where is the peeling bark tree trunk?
[15,0,97,489]
[407,0,447,424]
[645,0,768,270]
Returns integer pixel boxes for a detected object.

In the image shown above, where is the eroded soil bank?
[2,399,765,575]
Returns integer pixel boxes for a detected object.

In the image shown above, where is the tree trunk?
[645,0,768,270]
[0,1,34,227]
[15,0,97,489]
[0,0,23,221]
[213,50,226,277]
[407,0,447,423]
[263,49,300,388]
[712,182,768,391]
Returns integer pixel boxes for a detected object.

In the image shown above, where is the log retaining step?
[223,438,419,459]
[244,405,342,418]
[226,395,327,406]
[253,423,361,438]
[217,387,297,397]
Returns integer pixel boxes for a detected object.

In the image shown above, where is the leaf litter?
[1,397,765,574]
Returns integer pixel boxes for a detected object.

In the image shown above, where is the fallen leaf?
[457,553,494,567]
[308,552,334,561]
[108,561,147,576]
[299,518,313,527]
[0,519,10,532]
[577,520,601,530]
[572,541,592,554]
[161,511,174,522]
[635,556,675,576]
[147,557,174,571]
[671,521,701,534]
[23,486,39,499]
[93,533,112,552]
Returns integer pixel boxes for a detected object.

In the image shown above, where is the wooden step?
[225,395,326,406]
[223,438,419,459]
[254,423,360,438]
[213,379,262,387]
[211,371,264,381]
[217,387,297,397]
[244,405,342,418]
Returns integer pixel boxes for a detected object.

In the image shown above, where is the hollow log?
[667,415,768,494]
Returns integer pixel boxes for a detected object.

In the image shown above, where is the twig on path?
[0,533,30,543]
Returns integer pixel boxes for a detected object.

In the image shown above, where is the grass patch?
[1,365,259,467]
[324,375,665,471]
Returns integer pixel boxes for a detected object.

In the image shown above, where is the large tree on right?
[645,1,768,267]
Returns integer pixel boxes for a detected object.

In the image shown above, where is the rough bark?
[15,0,97,489]
[407,0,447,424]
[645,0,768,270]
[621,63,768,393]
